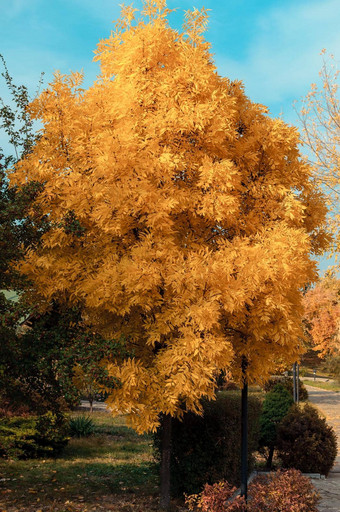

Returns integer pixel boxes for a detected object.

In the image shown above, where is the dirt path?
[304,385,340,512]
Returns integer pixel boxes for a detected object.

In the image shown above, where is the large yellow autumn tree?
[10,1,329,434]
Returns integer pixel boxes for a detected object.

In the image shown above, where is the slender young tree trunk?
[293,362,297,402]
[266,445,274,469]
[240,356,248,502]
[160,414,172,510]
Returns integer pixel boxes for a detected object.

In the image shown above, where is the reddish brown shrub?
[185,482,246,511]
[248,469,319,512]
[221,381,240,391]
[0,399,31,418]
[185,469,319,512]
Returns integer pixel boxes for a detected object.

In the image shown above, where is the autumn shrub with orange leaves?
[185,469,319,512]
[185,481,245,512]
[8,0,330,433]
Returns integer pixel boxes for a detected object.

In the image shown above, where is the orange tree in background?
[10,1,329,433]
[303,274,340,357]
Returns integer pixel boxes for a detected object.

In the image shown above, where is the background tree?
[303,274,340,357]
[298,51,339,258]
[0,57,122,415]
[0,54,48,412]
[72,365,99,413]
[0,301,122,414]
[0,54,47,290]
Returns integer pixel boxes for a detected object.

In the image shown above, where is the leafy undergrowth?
[0,410,169,512]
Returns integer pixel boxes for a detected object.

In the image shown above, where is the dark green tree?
[0,56,123,414]
[0,54,49,412]
[259,383,294,469]
[1,301,124,413]
[0,54,47,290]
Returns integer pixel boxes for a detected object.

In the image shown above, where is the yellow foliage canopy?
[10,1,329,432]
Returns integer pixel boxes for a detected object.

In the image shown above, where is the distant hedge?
[263,376,308,401]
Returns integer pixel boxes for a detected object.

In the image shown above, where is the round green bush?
[277,404,337,475]
[34,411,70,456]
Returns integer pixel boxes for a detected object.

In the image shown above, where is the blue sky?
[1,0,339,274]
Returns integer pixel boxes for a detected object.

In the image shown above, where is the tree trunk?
[266,445,274,469]
[293,362,297,402]
[160,414,172,510]
[240,377,248,501]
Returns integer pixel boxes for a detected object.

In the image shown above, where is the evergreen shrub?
[34,411,70,456]
[0,411,69,459]
[259,384,293,467]
[0,416,37,459]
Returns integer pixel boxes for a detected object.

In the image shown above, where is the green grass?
[303,379,340,392]
[0,410,161,511]
[0,391,270,512]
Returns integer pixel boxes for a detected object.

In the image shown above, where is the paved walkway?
[305,385,340,512]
